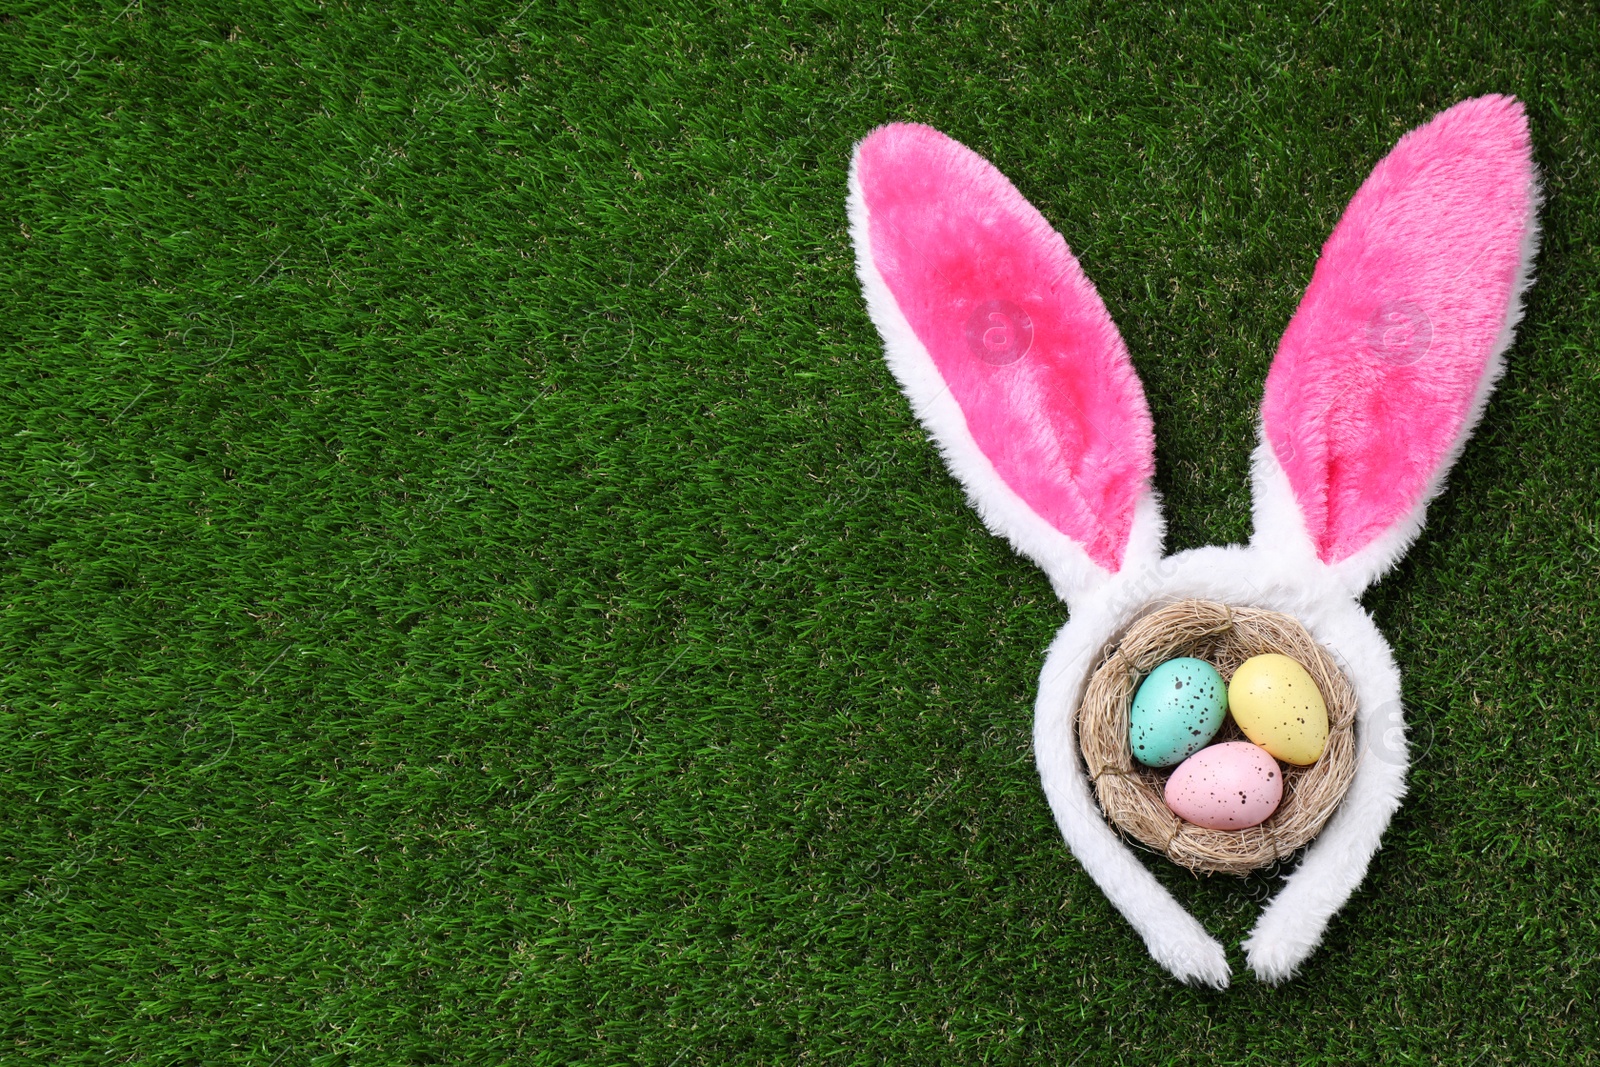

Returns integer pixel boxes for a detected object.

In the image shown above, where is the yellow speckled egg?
[1227,654,1329,765]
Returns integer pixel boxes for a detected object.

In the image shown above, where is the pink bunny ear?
[1256,95,1541,587]
[849,124,1160,601]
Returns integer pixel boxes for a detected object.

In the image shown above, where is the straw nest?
[1077,600,1359,876]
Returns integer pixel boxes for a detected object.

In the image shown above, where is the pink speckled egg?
[1163,742,1284,830]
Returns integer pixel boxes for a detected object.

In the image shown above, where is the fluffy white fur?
[1033,545,1404,987]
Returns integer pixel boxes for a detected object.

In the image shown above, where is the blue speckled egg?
[1128,657,1228,768]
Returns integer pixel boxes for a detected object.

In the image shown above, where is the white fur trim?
[846,159,1165,605]
[1035,596,1232,988]
[1033,543,1407,985]
[1239,586,1406,983]
[1247,433,1327,584]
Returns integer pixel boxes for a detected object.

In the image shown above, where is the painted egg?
[1164,742,1284,830]
[1127,657,1228,768]
[1228,653,1329,765]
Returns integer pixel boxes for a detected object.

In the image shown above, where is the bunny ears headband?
[847,95,1539,985]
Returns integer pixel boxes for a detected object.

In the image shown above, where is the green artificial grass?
[2,1,1598,1062]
